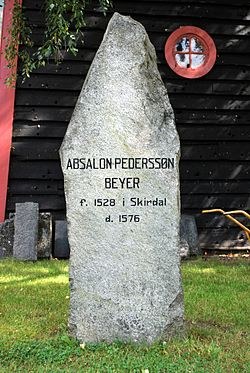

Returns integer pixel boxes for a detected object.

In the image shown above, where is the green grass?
[0,258,249,372]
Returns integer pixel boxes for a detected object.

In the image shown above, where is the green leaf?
[4,0,113,82]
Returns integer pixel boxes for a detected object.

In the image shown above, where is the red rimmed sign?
[165,26,216,79]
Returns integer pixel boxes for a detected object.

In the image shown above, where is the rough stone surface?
[37,213,52,258]
[0,213,52,259]
[179,239,190,260]
[0,217,14,258]
[180,214,200,256]
[60,13,184,343]
[54,220,70,258]
[13,202,38,261]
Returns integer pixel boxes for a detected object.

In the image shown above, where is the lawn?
[0,258,249,372]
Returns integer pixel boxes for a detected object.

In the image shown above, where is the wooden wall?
[7,0,250,249]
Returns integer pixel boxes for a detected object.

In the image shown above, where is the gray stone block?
[0,212,52,259]
[0,217,14,258]
[54,220,70,258]
[37,213,52,258]
[13,202,39,261]
[180,214,201,256]
[180,239,190,260]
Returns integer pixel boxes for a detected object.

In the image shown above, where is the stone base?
[0,211,52,259]
[54,220,70,258]
[180,214,201,256]
[0,217,14,257]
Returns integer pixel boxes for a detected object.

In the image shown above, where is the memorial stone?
[179,238,190,260]
[37,213,52,258]
[1,212,51,259]
[0,217,14,258]
[13,202,38,261]
[180,214,200,256]
[54,220,70,258]
[60,13,184,343]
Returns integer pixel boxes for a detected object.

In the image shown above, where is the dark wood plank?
[181,143,250,161]
[13,107,250,126]
[112,2,250,21]
[153,34,250,54]
[9,160,250,181]
[212,81,250,94]
[203,246,250,250]
[198,228,250,249]
[168,81,250,96]
[180,161,250,180]
[9,179,250,197]
[10,140,250,161]
[14,107,73,122]
[157,51,250,68]
[8,180,64,195]
[17,75,85,91]
[27,28,250,56]
[19,60,250,82]
[15,89,78,107]
[17,75,250,97]
[17,76,250,98]
[182,194,250,209]
[50,48,250,69]
[91,15,250,36]
[13,105,250,125]
[181,180,250,194]
[116,0,250,5]
[20,44,250,68]
[175,111,250,125]
[12,123,250,141]
[194,212,250,229]
[9,161,63,180]
[162,66,250,82]
[6,195,65,211]
[14,88,250,110]
[11,139,62,160]
[18,61,89,76]
[178,125,250,141]
[17,44,250,80]
[22,0,250,9]
[22,10,250,37]
[13,122,67,138]
[171,95,250,110]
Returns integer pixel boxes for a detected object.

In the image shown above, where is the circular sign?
[165,26,217,79]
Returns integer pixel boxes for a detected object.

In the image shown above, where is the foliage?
[4,0,33,85]
[0,258,249,372]
[4,0,113,85]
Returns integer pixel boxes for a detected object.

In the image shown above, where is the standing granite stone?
[0,217,14,258]
[13,202,38,261]
[37,213,52,258]
[179,238,190,260]
[1,213,51,259]
[60,13,184,343]
[180,214,200,256]
[54,220,70,258]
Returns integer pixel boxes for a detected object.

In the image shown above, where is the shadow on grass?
[0,258,68,286]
